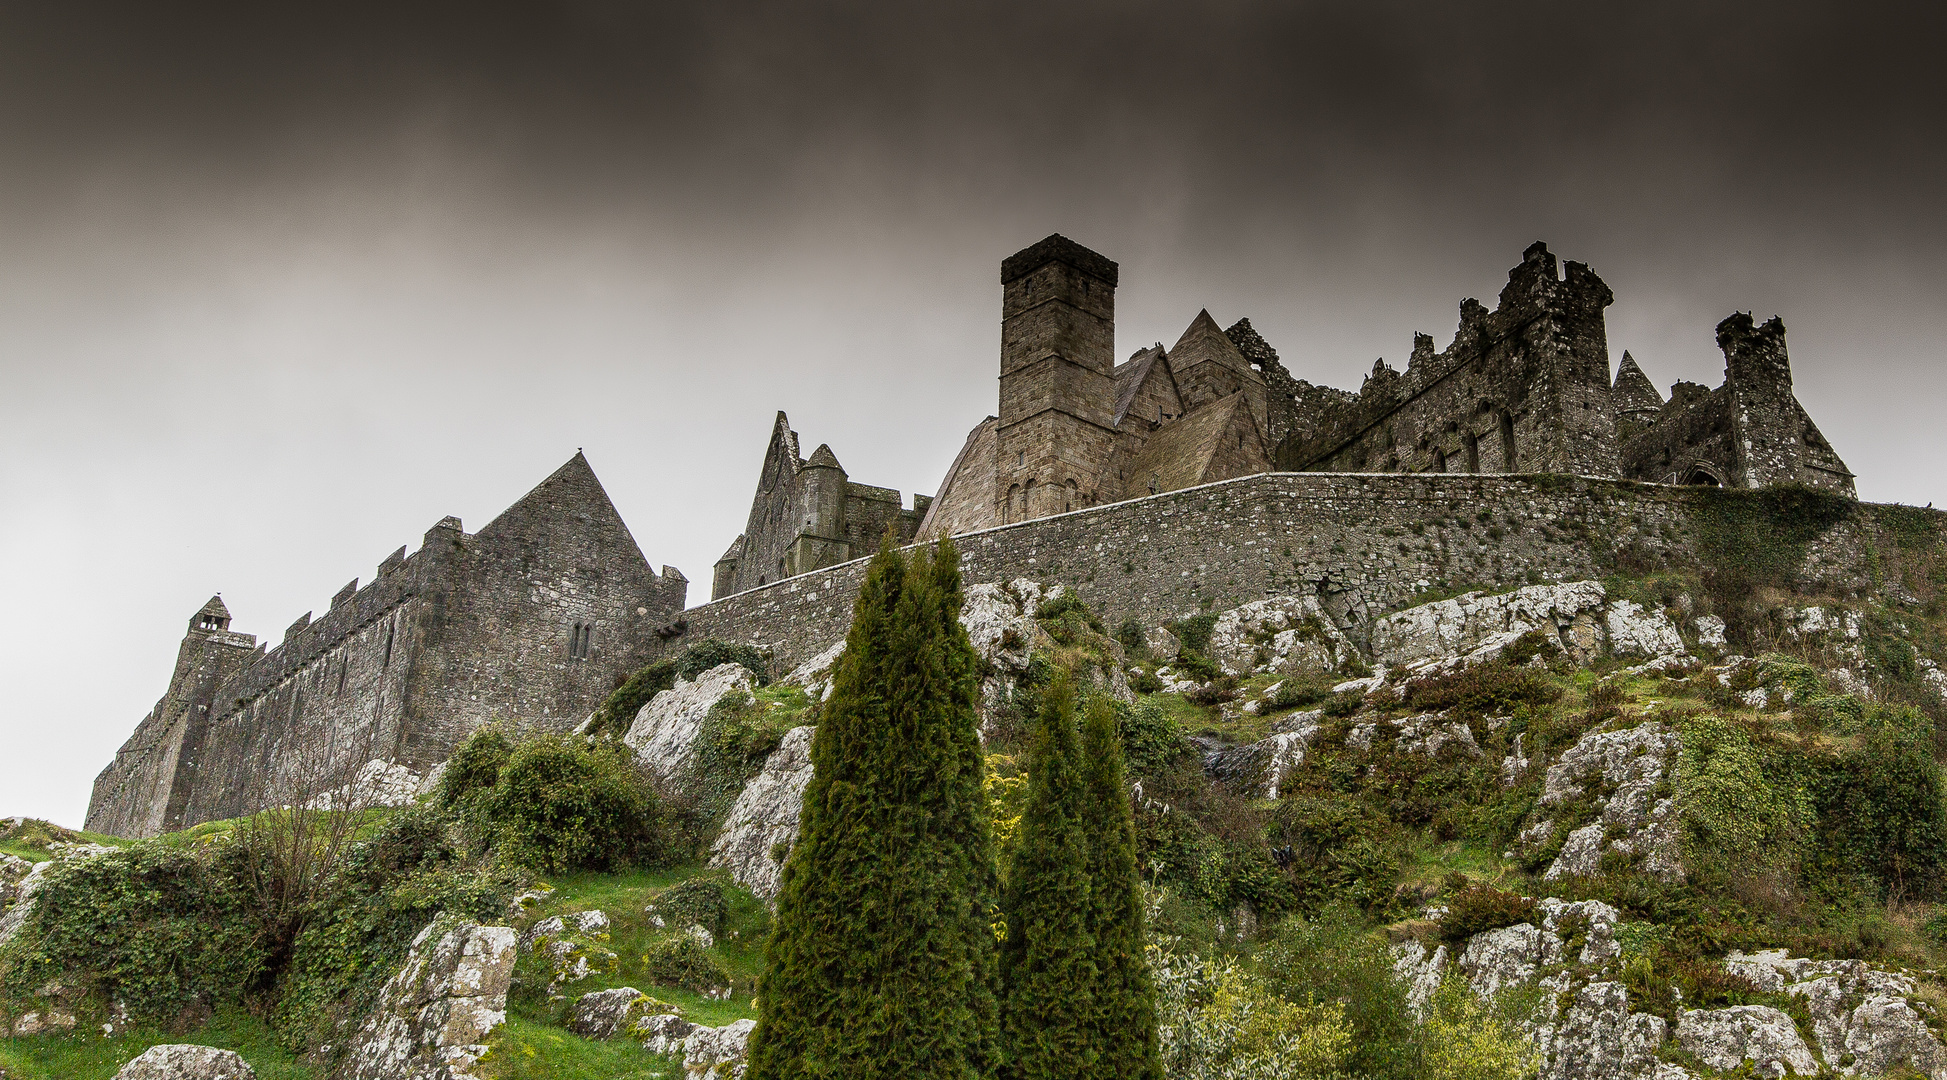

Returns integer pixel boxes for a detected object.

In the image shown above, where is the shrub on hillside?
[675,638,771,684]
[1815,721,1947,900]
[1115,698,1193,778]
[644,877,729,937]
[1436,878,1536,944]
[584,659,679,738]
[1402,660,1561,717]
[2,842,264,1024]
[443,728,671,874]
[641,934,732,996]
[485,735,670,874]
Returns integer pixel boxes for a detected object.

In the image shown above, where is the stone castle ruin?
[88,454,687,836]
[714,236,1850,598]
[93,236,1863,836]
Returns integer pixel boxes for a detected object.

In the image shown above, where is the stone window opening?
[1004,484,1020,524]
[1499,411,1516,471]
[569,623,593,660]
[1464,433,1480,473]
[1017,450,1025,467]
[1432,448,1447,473]
[1064,478,1077,512]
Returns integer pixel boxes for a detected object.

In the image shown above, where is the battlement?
[1000,233,1119,287]
[90,453,687,836]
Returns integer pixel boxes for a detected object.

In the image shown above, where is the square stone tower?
[996,234,1120,523]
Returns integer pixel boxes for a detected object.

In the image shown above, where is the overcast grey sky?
[4,1,1943,827]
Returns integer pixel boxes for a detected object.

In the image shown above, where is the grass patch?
[479,1014,683,1080]
[512,866,765,1028]
[0,1006,314,1080]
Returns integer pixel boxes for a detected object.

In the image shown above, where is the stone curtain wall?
[89,454,686,835]
[669,472,1908,671]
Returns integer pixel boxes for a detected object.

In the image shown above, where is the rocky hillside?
[8,556,1947,1079]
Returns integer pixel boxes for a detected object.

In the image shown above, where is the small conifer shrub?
[1080,694,1163,1079]
[747,539,999,1080]
[1000,675,1099,1079]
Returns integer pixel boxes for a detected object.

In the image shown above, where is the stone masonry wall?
[91,454,685,835]
[662,472,1916,672]
[1273,243,1618,482]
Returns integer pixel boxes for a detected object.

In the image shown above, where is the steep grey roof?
[1612,351,1664,415]
[804,443,844,470]
[197,595,231,620]
[1113,345,1167,427]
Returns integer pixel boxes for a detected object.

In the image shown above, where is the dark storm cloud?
[6,2,1941,231]
[3,1,1943,828]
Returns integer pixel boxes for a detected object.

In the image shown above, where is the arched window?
[569,622,593,660]
[1064,478,1077,512]
[1023,479,1036,518]
[1464,433,1480,473]
[1004,484,1020,524]
[1431,448,1447,473]
[1499,412,1517,472]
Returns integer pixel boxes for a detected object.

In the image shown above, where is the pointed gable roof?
[1119,391,1266,496]
[1612,351,1664,415]
[1113,344,1179,427]
[1168,309,1253,377]
[474,452,651,572]
[197,595,231,621]
[917,415,1000,539]
[804,443,844,470]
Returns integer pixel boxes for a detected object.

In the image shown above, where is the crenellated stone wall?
[664,472,1931,672]
[89,453,687,836]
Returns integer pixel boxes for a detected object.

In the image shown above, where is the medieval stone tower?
[995,235,1122,523]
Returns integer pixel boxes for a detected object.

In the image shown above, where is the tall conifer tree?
[1080,694,1163,1079]
[747,539,998,1080]
[999,674,1098,1079]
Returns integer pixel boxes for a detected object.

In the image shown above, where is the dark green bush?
[1436,879,1536,943]
[4,843,265,1023]
[645,878,729,937]
[1171,649,1222,683]
[479,734,670,874]
[1268,794,1400,914]
[437,726,514,809]
[1115,617,1149,659]
[1167,614,1219,655]
[1114,698,1193,778]
[1323,688,1367,718]
[676,639,771,684]
[1814,724,1947,900]
[641,934,731,995]
[584,660,679,738]
[1402,660,1562,717]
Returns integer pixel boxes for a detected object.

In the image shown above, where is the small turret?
[1718,312,1793,392]
[189,595,232,633]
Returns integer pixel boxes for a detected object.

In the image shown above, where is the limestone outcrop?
[1398,902,1947,1080]
[334,920,517,1080]
[1521,721,1683,882]
[1204,595,1360,677]
[709,725,815,901]
[624,663,757,780]
[113,1045,257,1080]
